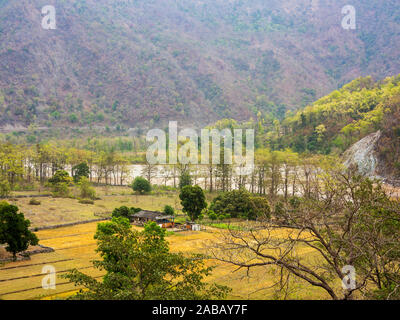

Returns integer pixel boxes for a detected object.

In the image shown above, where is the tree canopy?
[0,202,38,260]
[179,185,207,222]
[63,218,230,300]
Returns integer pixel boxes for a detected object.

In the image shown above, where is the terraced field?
[7,190,182,229]
[0,220,330,300]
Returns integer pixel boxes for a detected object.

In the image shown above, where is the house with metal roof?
[131,210,175,228]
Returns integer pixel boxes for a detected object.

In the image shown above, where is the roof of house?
[132,210,173,221]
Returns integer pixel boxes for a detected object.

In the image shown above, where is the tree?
[0,202,38,260]
[48,170,72,198]
[63,219,229,300]
[72,162,90,183]
[210,170,400,300]
[77,177,96,200]
[48,169,71,184]
[141,163,157,185]
[207,210,218,221]
[178,171,192,190]
[131,177,151,194]
[210,188,270,220]
[112,206,142,219]
[163,205,174,216]
[179,185,207,222]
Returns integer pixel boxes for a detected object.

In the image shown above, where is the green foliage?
[131,176,151,194]
[288,196,301,209]
[0,202,38,260]
[47,170,72,197]
[28,198,41,205]
[63,220,230,300]
[48,170,71,185]
[179,185,207,222]
[77,176,96,200]
[208,210,218,221]
[96,216,131,236]
[210,188,270,220]
[51,182,71,198]
[163,205,174,216]
[273,75,400,154]
[72,162,90,183]
[178,171,192,190]
[0,179,11,197]
[112,206,142,219]
[69,113,78,123]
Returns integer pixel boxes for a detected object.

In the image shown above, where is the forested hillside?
[264,75,400,153]
[0,0,399,130]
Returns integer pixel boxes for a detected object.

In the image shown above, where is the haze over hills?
[0,0,399,130]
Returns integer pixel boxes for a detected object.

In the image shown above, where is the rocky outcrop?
[343,131,382,178]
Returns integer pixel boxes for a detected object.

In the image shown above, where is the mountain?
[0,0,399,130]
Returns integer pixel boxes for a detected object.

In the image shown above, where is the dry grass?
[0,219,332,300]
[0,188,336,300]
[8,186,182,229]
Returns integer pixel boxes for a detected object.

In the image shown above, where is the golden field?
[0,187,334,300]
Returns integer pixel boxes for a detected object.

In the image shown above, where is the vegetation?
[266,75,400,155]
[210,188,270,220]
[179,185,207,222]
[112,206,142,219]
[178,171,192,190]
[77,177,96,200]
[0,202,38,260]
[131,177,152,194]
[48,170,72,198]
[72,163,90,183]
[28,198,41,205]
[1,1,398,129]
[211,170,400,300]
[63,219,230,300]
[163,205,174,216]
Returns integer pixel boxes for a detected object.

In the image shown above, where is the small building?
[185,222,201,231]
[131,210,175,229]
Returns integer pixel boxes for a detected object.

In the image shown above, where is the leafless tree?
[208,170,400,300]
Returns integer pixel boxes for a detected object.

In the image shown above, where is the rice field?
[0,187,334,300]
[0,221,332,300]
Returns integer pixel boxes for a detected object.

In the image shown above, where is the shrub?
[208,210,218,221]
[132,177,151,194]
[72,163,90,183]
[51,182,71,198]
[289,196,301,209]
[112,206,131,218]
[48,170,72,198]
[77,177,96,199]
[79,199,94,205]
[0,180,11,197]
[48,170,71,184]
[112,206,142,219]
[210,188,270,220]
[163,205,174,216]
[179,185,207,222]
[29,198,41,205]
